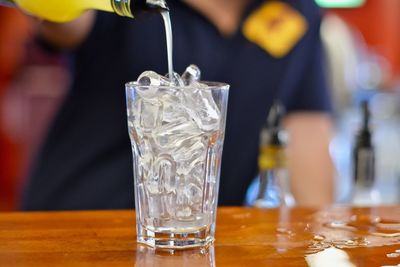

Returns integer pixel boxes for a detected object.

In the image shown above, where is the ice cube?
[138,153,151,181]
[137,99,163,132]
[173,136,206,161]
[145,174,162,195]
[154,154,176,194]
[181,64,201,86]
[176,178,187,205]
[137,71,170,98]
[160,195,171,219]
[188,161,206,186]
[138,70,170,86]
[174,176,195,219]
[183,83,221,132]
[185,183,203,205]
[165,192,177,217]
[176,206,192,219]
[158,88,188,123]
[175,137,207,176]
[166,72,185,87]
[147,195,162,218]
[152,118,201,148]
[140,151,159,195]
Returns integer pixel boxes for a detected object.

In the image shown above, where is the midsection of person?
[22,0,334,210]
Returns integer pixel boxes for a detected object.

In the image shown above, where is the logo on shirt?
[243,1,308,58]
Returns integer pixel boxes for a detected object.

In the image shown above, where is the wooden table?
[1,207,400,266]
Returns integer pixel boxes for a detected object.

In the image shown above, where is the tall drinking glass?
[126,81,229,249]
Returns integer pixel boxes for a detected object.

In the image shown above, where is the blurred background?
[0,0,399,210]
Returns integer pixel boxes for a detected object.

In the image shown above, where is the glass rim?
[126,81,230,91]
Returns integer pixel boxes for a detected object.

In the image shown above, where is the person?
[22,0,334,210]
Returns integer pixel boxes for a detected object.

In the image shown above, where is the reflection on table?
[136,245,215,267]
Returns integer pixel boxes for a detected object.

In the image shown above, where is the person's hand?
[35,11,96,51]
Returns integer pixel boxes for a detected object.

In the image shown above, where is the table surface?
[1,207,400,266]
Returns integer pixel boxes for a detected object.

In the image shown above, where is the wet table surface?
[1,207,400,266]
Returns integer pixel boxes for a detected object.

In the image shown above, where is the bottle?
[246,101,295,208]
[0,0,168,23]
[351,100,381,206]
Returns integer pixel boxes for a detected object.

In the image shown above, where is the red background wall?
[332,0,400,87]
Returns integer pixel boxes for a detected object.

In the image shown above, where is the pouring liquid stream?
[161,10,174,80]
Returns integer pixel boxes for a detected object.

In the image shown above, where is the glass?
[126,81,229,249]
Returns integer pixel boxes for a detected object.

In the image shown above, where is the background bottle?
[351,100,381,206]
[246,101,295,208]
[0,0,168,23]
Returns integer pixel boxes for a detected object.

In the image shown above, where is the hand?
[36,11,96,51]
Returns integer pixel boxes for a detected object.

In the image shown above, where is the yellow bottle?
[0,0,168,23]
[252,101,295,208]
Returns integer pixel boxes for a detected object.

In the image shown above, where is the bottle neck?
[111,0,168,18]
[112,0,135,18]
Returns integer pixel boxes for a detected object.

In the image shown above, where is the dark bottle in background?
[351,100,381,206]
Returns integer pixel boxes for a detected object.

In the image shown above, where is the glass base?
[137,225,214,249]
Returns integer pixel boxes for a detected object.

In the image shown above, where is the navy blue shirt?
[23,0,331,210]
